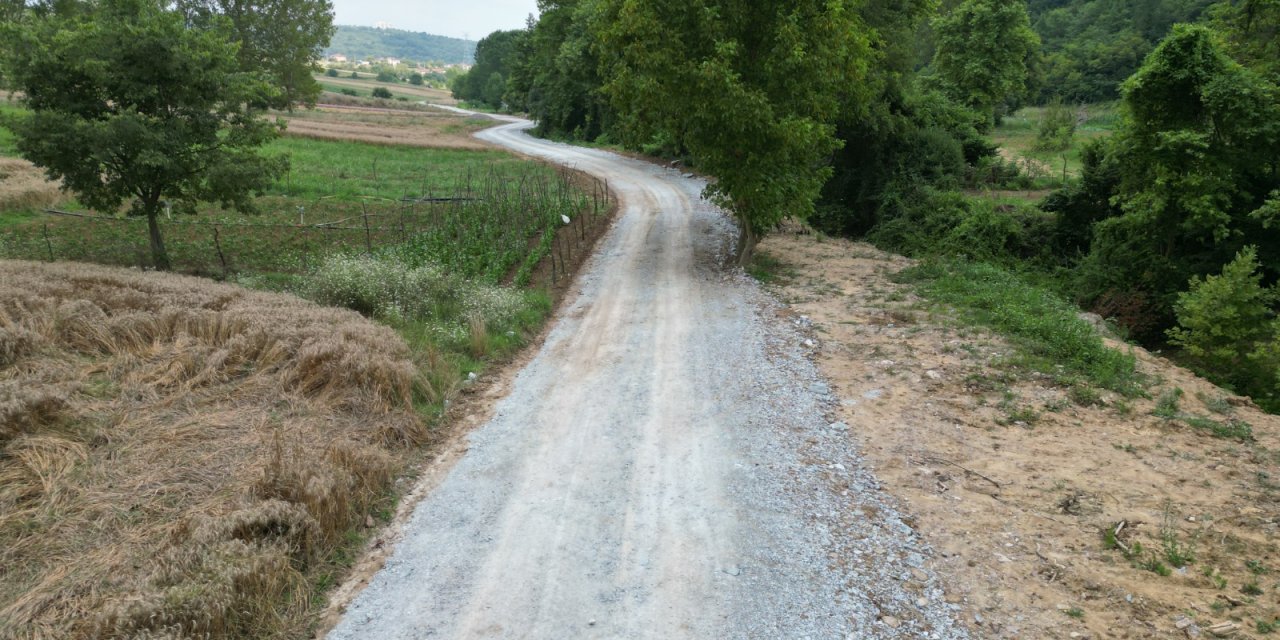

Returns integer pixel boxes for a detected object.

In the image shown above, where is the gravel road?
[327,117,971,639]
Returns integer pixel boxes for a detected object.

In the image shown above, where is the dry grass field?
[0,158,63,213]
[281,106,494,150]
[0,260,427,639]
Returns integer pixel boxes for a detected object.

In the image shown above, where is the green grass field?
[0,116,602,281]
[991,102,1120,182]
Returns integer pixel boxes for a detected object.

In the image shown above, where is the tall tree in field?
[931,0,1040,123]
[1,0,288,271]
[179,0,336,108]
[598,0,873,263]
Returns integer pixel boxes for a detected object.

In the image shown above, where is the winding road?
[326,116,969,639]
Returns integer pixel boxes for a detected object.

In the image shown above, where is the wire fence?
[0,166,612,284]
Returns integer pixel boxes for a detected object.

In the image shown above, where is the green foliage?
[931,0,1040,122]
[375,71,398,82]
[598,0,873,262]
[1,0,288,271]
[408,72,423,86]
[506,0,613,140]
[1035,99,1077,152]
[450,29,524,110]
[1168,247,1276,396]
[1208,0,1280,83]
[325,25,475,65]
[896,259,1139,393]
[371,86,393,99]
[326,68,339,77]
[178,0,335,109]
[1073,24,1280,343]
[1028,0,1217,102]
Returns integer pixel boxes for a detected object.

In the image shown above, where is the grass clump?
[895,259,1139,394]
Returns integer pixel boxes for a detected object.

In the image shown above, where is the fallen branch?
[923,456,1002,488]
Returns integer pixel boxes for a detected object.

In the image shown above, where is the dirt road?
[327,118,969,639]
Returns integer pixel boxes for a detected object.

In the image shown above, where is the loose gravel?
[326,118,971,639]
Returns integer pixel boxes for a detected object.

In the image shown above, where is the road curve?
[327,117,969,639]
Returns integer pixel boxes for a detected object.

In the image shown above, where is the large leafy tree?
[451,29,526,110]
[179,0,336,109]
[1209,0,1280,82]
[598,0,873,262]
[931,0,1040,122]
[2,0,288,271]
[507,0,613,140]
[1077,24,1280,338]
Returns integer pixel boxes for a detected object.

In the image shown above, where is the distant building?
[329,54,348,63]
[374,21,392,30]
[384,57,401,66]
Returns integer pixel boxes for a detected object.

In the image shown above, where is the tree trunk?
[145,206,172,271]
[735,220,759,267]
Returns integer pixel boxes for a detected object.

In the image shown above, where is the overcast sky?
[330,0,540,41]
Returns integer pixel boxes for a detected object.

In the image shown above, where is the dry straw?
[0,260,425,639]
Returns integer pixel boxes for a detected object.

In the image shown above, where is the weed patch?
[895,259,1139,394]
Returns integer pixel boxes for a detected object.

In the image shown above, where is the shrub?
[409,72,424,86]
[375,71,398,83]
[325,68,339,77]
[339,88,358,96]
[1168,246,1277,403]
[304,254,530,335]
[371,87,393,99]
[1036,99,1077,152]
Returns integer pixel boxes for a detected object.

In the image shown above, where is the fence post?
[362,201,373,255]
[213,224,229,279]
[42,223,54,262]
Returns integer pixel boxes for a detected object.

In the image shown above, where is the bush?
[349,71,358,79]
[375,71,398,83]
[371,87,393,99]
[1035,99,1077,152]
[339,88,358,97]
[1168,246,1278,406]
[409,72,424,86]
[325,68,339,77]
[304,254,531,338]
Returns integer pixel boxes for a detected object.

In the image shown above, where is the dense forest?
[327,25,475,63]
[451,0,1280,412]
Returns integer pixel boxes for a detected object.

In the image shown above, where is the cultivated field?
[0,260,426,638]
[281,105,493,150]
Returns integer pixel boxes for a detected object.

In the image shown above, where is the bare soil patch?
[281,107,494,150]
[758,230,1280,639]
[0,261,426,639]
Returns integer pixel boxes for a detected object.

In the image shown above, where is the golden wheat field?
[0,260,427,639]
[282,106,494,150]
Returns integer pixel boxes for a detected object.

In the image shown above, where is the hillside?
[327,25,475,64]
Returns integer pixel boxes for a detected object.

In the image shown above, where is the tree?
[507,0,613,139]
[1169,246,1278,403]
[932,0,1040,123]
[1,0,287,271]
[1209,0,1280,82]
[179,0,335,109]
[371,86,393,99]
[598,0,873,263]
[1076,24,1280,339]
[451,29,525,109]
[409,72,424,85]
[325,67,339,77]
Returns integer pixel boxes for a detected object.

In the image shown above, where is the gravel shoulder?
[756,231,1280,640]
[325,119,970,639]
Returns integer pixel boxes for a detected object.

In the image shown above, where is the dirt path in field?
[325,118,971,638]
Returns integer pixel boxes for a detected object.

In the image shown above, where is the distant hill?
[327,26,476,64]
